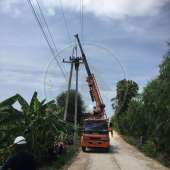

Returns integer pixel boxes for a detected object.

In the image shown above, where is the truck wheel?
[82,146,86,152]
[105,147,110,152]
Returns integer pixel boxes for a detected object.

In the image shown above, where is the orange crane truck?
[75,34,110,152]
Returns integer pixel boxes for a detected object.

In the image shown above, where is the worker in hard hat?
[0,136,36,170]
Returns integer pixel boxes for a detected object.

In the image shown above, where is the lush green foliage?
[112,46,170,165]
[111,79,138,114]
[0,92,74,164]
[57,89,85,123]
[40,145,79,170]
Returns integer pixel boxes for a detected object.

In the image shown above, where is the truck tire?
[82,146,86,152]
[105,147,110,152]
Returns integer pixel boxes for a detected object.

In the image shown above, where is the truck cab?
[81,119,110,152]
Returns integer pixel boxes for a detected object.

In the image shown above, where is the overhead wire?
[35,0,67,75]
[80,0,84,43]
[58,0,72,43]
[27,0,67,81]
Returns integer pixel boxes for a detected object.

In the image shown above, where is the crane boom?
[74,34,105,118]
[76,34,110,152]
[74,34,91,76]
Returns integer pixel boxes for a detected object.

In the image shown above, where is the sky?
[0,0,170,116]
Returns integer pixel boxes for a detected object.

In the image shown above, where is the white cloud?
[0,0,168,18]
[40,0,169,18]
[0,0,21,16]
[85,0,168,18]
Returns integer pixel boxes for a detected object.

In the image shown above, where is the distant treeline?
[112,45,170,165]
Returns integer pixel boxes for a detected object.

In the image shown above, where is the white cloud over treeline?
[0,0,169,18]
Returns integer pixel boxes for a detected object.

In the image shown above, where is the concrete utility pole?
[63,61,74,121]
[74,58,80,144]
[63,54,83,144]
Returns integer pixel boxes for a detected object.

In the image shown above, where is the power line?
[35,0,67,74]
[27,0,67,81]
[35,0,59,55]
[59,0,72,43]
[80,0,84,43]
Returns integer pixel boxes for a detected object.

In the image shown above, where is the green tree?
[112,45,170,160]
[57,89,85,123]
[126,99,147,138]
[159,48,170,80]
[143,50,170,153]
[111,79,139,133]
[112,79,139,114]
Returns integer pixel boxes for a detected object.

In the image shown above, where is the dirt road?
[65,132,170,170]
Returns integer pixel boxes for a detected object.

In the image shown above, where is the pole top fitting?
[74,33,79,38]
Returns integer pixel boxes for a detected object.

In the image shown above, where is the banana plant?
[0,92,73,163]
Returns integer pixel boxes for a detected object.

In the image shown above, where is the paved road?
[65,132,170,170]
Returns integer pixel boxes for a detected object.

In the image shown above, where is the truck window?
[83,121,108,134]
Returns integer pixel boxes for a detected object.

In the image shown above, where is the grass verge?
[40,145,79,170]
[121,134,170,167]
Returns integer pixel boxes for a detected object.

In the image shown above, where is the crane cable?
[27,0,67,81]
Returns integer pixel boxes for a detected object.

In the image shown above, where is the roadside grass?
[40,145,79,170]
[122,135,156,156]
[121,135,170,167]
